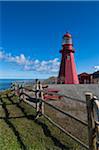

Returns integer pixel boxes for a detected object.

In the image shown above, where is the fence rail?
[11,81,99,150]
[23,87,86,104]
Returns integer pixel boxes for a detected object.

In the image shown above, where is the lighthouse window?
[66,46,69,48]
[67,55,70,60]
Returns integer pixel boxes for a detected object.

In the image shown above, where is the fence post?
[85,92,96,150]
[19,84,22,101]
[17,84,19,96]
[35,79,40,112]
[39,82,44,115]
[19,84,21,100]
[35,79,44,117]
[93,96,99,150]
[14,83,17,95]
[22,83,25,100]
[11,82,14,94]
[12,83,15,95]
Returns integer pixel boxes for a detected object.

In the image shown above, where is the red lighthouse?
[58,32,79,84]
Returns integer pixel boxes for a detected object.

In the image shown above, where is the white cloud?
[24,58,60,73]
[6,53,29,65]
[94,66,99,71]
[0,49,60,74]
[0,51,5,59]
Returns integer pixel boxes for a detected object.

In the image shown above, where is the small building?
[78,73,91,84]
[92,71,99,84]
[78,71,99,84]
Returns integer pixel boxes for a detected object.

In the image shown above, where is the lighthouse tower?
[58,32,79,84]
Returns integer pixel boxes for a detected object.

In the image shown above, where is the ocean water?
[0,79,35,91]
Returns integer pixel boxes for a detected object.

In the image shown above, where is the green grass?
[0,91,86,150]
[44,104,88,145]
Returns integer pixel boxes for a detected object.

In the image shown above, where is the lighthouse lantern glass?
[62,38,66,45]
[62,36,72,45]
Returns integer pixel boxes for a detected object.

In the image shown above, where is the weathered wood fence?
[11,81,99,150]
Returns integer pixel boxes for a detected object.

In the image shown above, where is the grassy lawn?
[0,90,86,150]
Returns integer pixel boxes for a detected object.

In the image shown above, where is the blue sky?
[0,1,99,79]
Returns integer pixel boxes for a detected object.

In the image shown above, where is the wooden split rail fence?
[11,81,99,150]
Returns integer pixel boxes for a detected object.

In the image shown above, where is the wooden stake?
[85,92,96,150]
[39,82,44,114]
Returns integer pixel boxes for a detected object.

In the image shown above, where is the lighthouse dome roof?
[63,32,72,38]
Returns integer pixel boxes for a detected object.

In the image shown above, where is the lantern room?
[62,32,72,46]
